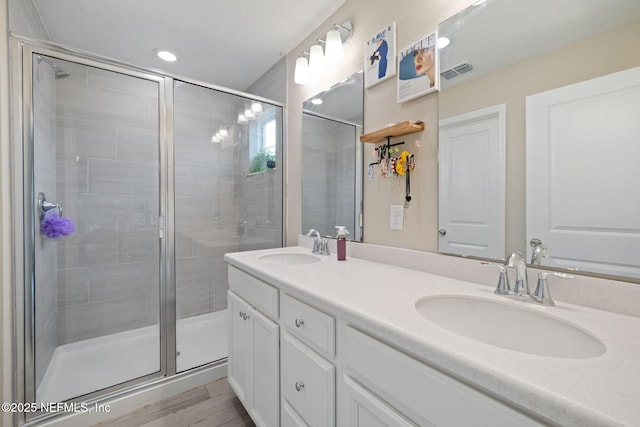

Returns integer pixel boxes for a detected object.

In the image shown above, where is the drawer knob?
[295,381,305,392]
[295,318,305,328]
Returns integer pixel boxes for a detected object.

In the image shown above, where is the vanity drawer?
[228,266,278,320]
[282,294,335,357]
[282,332,335,427]
[344,326,543,427]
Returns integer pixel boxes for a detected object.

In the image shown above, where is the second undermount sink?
[257,252,321,265]
[415,296,605,359]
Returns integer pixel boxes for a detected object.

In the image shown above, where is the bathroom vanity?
[224,242,640,427]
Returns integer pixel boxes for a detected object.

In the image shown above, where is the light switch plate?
[390,205,404,230]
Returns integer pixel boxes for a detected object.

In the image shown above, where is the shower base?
[37,310,228,403]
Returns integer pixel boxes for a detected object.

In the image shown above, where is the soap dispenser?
[335,226,349,261]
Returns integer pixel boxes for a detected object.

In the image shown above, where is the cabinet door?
[343,376,418,427]
[228,291,252,406]
[251,308,280,427]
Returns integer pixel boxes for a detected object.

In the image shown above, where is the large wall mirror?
[438,0,640,280]
[301,71,364,240]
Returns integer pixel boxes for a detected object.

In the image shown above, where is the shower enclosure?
[13,38,283,423]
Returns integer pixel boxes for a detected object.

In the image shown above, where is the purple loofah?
[41,214,76,238]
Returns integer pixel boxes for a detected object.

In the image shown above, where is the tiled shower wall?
[54,60,160,345]
[173,83,240,319]
[302,114,357,237]
[33,57,58,389]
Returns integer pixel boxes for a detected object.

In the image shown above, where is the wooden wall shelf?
[359,121,424,144]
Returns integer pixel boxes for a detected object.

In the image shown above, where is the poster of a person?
[364,22,396,88]
[397,32,438,103]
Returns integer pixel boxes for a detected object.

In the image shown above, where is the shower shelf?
[359,121,424,143]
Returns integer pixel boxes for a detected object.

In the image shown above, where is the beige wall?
[286,0,478,249]
[439,18,640,255]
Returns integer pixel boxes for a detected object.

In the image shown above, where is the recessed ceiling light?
[437,37,451,49]
[156,49,178,62]
[311,98,323,105]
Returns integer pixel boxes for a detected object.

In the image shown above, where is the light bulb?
[325,29,343,62]
[309,44,326,77]
[251,102,263,114]
[294,56,311,84]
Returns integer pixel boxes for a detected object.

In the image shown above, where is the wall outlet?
[390,205,404,230]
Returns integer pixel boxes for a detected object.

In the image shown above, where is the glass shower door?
[29,53,163,403]
[173,81,283,372]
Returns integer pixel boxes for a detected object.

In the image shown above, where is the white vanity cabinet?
[342,326,544,427]
[280,294,336,427]
[226,255,547,427]
[227,267,280,427]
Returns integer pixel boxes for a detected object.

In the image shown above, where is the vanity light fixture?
[294,21,354,85]
[155,49,178,62]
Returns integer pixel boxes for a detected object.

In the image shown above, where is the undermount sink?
[415,296,605,358]
[257,252,321,265]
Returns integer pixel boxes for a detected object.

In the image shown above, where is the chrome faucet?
[507,251,529,297]
[485,251,574,306]
[529,238,549,265]
[306,229,330,255]
[306,229,322,254]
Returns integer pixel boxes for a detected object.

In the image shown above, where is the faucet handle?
[482,262,511,295]
[533,272,575,306]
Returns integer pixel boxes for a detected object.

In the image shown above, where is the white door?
[526,66,640,278]
[438,104,506,259]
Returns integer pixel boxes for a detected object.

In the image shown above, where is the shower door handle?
[37,192,62,219]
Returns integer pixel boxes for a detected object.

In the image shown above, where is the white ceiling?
[32,0,347,91]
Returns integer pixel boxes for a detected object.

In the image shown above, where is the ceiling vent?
[440,61,474,79]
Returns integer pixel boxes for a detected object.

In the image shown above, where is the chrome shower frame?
[10,34,286,426]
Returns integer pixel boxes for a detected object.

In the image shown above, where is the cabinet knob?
[295,318,305,328]
[439,228,447,236]
[295,381,305,392]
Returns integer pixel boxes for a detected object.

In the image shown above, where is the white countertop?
[224,245,640,427]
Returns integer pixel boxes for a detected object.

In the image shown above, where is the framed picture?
[364,22,396,88]
[397,31,439,103]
